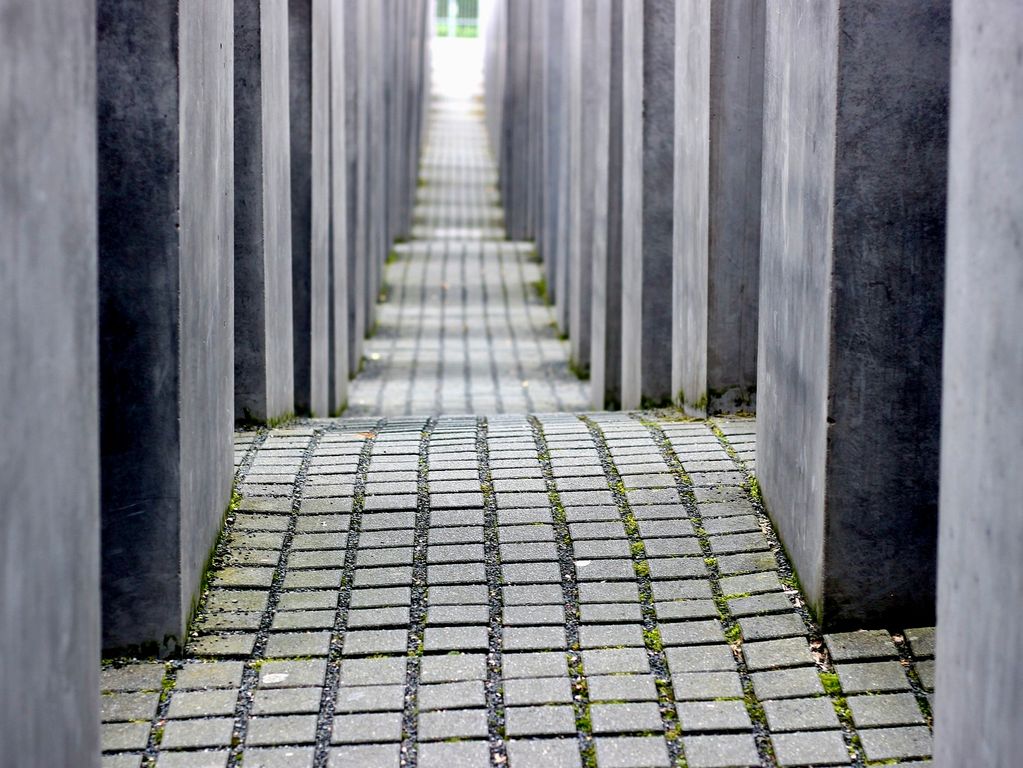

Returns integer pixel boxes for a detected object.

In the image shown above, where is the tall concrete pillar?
[289,0,330,417]
[757,1,949,629]
[541,0,565,305]
[935,1,1023,764]
[1,0,99,762]
[568,0,597,374]
[328,0,349,415]
[235,0,295,424]
[620,0,676,409]
[590,0,624,409]
[672,0,764,416]
[554,1,572,333]
[366,0,386,334]
[345,0,364,375]
[97,0,235,653]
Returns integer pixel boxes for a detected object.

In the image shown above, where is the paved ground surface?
[101,62,934,768]
[346,93,589,416]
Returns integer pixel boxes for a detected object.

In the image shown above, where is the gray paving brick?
[676,700,752,732]
[505,705,577,736]
[334,684,404,713]
[595,736,670,768]
[167,689,238,719]
[327,744,400,768]
[751,668,825,700]
[253,688,323,715]
[762,697,841,732]
[243,747,315,768]
[834,661,912,694]
[330,712,403,744]
[417,741,489,768]
[418,681,486,711]
[507,739,581,768]
[160,718,234,749]
[246,715,318,746]
[858,726,933,762]
[847,693,926,727]
[418,708,488,740]
[681,734,759,768]
[771,730,850,766]
[420,654,486,683]
[824,630,898,661]
[590,702,663,734]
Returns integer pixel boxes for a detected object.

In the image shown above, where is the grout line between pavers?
[638,415,780,768]
[477,416,508,764]
[708,424,872,767]
[399,415,438,768]
[311,417,387,767]
[527,415,596,768]
[139,663,176,768]
[226,425,325,767]
[581,414,685,766]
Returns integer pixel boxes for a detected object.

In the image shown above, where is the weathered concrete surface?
[672,0,763,416]
[0,0,99,762]
[757,1,949,629]
[590,0,624,409]
[345,0,364,375]
[235,0,295,424]
[935,2,1023,764]
[365,0,386,336]
[289,0,330,417]
[97,0,235,653]
[621,0,676,409]
[541,0,565,305]
[328,0,349,415]
[567,0,597,373]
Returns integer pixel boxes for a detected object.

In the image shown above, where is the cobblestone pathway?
[100,88,935,768]
[346,96,589,416]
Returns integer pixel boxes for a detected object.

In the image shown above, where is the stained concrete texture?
[590,0,625,410]
[935,1,1023,765]
[327,0,349,416]
[621,0,676,409]
[1,0,100,763]
[97,0,235,654]
[289,0,331,418]
[540,0,566,307]
[672,0,764,416]
[757,0,949,629]
[567,0,598,375]
[235,0,296,425]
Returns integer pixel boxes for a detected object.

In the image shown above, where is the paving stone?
[915,659,936,691]
[902,626,935,658]
[643,538,702,557]
[101,722,151,752]
[503,626,567,651]
[751,668,825,700]
[672,671,744,701]
[101,691,161,722]
[270,609,335,631]
[432,584,489,605]
[426,605,488,625]
[431,562,487,584]
[502,562,562,584]
[187,634,258,657]
[504,651,569,679]
[505,705,577,736]
[424,625,489,651]
[579,624,644,649]
[659,620,725,646]
[834,661,911,694]
[595,736,671,768]
[417,741,489,768]
[676,700,752,733]
[175,662,244,690]
[418,680,486,711]
[575,559,636,581]
[742,637,815,670]
[738,613,806,641]
[507,739,581,768]
[349,606,411,628]
[327,743,400,768]
[418,708,488,740]
[246,715,318,746]
[762,697,841,732]
[167,689,238,719]
[666,643,737,674]
[504,605,566,626]
[102,755,143,768]
[578,582,640,603]
[156,752,228,768]
[357,548,413,567]
[858,726,933,762]
[652,580,714,600]
[350,587,412,608]
[824,630,898,661]
[259,660,327,688]
[342,629,408,656]
[253,688,324,715]
[727,592,792,617]
[264,632,331,658]
[102,663,167,692]
[771,730,850,766]
[243,747,315,768]
[420,653,486,683]
[590,702,663,734]
[847,693,926,727]
[582,648,650,675]
[160,718,234,749]
[330,712,403,744]
[681,734,760,768]
[503,676,573,706]
[587,674,658,703]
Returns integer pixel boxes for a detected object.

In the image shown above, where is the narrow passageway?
[96,38,937,768]
[346,83,588,416]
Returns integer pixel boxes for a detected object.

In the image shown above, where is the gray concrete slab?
[289,0,331,418]
[235,0,296,424]
[672,0,764,416]
[554,2,572,334]
[541,0,566,306]
[620,0,676,408]
[757,0,949,629]
[935,1,1023,764]
[97,0,235,653]
[1,0,99,762]
[328,0,349,415]
[590,0,624,409]
[567,0,598,374]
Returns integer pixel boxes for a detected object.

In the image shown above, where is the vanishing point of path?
[99,91,937,768]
